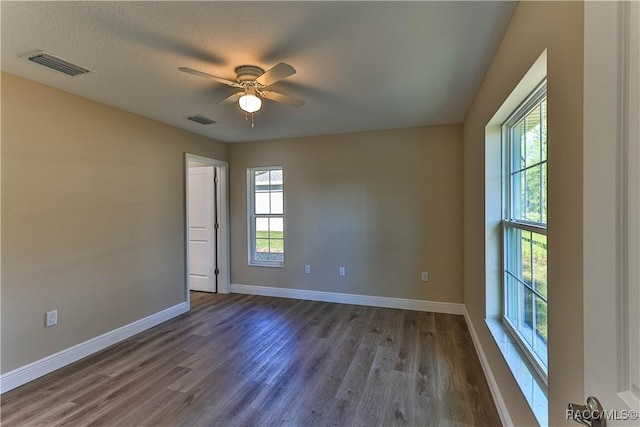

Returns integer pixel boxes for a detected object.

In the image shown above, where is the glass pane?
[271,191,283,214]
[524,104,542,167]
[255,239,270,260]
[506,227,522,279]
[521,230,532,286]
[270,252,284,262]
[269,169,283,191]
[521,286,534,347]
[541,162,547,224]
[255,193,270,214]
[511,171,524,221]
[506,273,518,325]
[541,97,547,162]
[520,120,527,168]
[525,165,542,223]
[269,217,283,237]
[256,217,269,236]
[507,227,532,286]
[512,124,524,171]
[254,170,269,187]
[532,233,547,299]
[535,295,548,367]
[269,238,284,254]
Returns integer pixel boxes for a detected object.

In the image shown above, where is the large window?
[248,167,284,266]
[503,82,548,377]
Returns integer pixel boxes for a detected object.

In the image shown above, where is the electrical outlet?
[339,267,346,277]
[305,265,311,274]
[45,310,57,327]
[421,272,429,282]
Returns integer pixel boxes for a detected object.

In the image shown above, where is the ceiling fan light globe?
[239,94,262,113]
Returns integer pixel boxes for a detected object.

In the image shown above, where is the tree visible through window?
[248,167,284,266]
[503,82,548,376]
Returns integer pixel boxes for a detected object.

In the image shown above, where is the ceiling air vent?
[187,115,216,125]
[25,51,91,76]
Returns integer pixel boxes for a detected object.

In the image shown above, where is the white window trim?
[502,80,549,385]
[247,166,285,267]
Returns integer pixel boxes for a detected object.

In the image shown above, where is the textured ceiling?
[1,1,516,143]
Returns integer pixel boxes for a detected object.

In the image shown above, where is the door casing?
[583,1,640,424]
[184,154,230,309]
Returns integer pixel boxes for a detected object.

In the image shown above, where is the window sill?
[486,318,548,427]
[248,263,284,268]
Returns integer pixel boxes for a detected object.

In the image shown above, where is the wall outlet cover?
[45,310,57,327]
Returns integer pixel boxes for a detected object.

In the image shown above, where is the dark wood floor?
[1,292,500,426]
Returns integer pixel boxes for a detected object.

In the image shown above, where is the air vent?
[25,51,91,76]
[187,115,216,125]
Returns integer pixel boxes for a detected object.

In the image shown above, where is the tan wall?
[1,73,228,373]
[463,2,584,426]
[229,125,463,303]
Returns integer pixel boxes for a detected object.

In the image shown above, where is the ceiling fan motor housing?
[235,65,264,84]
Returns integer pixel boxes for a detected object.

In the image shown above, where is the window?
[503,82,548,377]
[248,167,284,266]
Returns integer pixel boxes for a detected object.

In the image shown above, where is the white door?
[582,2,640,426]
[188,166,217,292]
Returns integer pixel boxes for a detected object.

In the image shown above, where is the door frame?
[185,153,230,308]
[583,0,640,421]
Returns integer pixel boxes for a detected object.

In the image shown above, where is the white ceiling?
[1,1,516,143]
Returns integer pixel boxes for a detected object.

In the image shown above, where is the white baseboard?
[0,302,188,394]
[229,283,464,315]
[463,306,512,427]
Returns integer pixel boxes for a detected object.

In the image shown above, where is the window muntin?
[248,167,284,266]
[503,83,548,377]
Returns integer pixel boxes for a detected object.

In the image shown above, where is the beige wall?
[1,73,228,373]
[463,2,584,426]
[229,125,463,303]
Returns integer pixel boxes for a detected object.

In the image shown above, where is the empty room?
[1,1,638,426]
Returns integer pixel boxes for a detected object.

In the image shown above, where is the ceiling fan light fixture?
[239,93,262,113]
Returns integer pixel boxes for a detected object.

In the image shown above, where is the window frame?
[502,80,549,384]
[247,166,285,267]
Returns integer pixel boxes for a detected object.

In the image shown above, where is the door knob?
[568,396,606,427]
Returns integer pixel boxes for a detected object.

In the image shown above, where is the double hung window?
[248,167,284,266]
[503,82,548,377]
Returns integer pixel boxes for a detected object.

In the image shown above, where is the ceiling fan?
[179,63,304,126]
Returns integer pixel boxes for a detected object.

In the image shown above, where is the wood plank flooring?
[1,292,500,426]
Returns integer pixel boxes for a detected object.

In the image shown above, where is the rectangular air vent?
[25,51,91,76]
[187,115,216,125]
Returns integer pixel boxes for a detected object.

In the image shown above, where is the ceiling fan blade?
[256,63,296,86]
[260,90,305,107]
[178,67,241,88]
[216,92,244,106]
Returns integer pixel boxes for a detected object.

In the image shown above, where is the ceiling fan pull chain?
[251,112,255,128]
